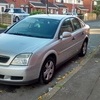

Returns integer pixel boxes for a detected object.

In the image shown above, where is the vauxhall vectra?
[0,14,90,85]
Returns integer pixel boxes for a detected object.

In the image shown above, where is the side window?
[72,18,81,31]
[60,19,73,35]
[80,20,85,27]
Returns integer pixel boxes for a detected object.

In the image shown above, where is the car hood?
[0,34,53,55]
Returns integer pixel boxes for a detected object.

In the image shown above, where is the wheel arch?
[41,51,57,68]
[38,51,57,83]
[39,50,57,75]
[84,37,89,44]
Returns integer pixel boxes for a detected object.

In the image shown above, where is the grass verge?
[0,24,8,28]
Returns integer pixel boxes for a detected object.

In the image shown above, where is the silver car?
[4,8,29,22]
[0,14,90,85]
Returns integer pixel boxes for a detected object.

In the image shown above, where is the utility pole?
[72,0,75,15]
[41,0,48,14]
[90,0,93,12]
[46,0,48,14]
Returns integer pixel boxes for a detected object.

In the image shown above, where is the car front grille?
[0,55,10,63]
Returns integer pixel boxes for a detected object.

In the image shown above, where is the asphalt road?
[0,23,100,100]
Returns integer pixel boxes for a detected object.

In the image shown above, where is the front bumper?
[0,65,39,85]
[0,79,38,85]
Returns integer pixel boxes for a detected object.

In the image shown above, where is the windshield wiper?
[8,32,33,37]
[8,32,22,35]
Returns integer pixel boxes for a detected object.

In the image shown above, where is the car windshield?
[4,8,25,13]
[6,17,60,39]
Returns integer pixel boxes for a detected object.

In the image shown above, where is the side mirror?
[60,32,72,39]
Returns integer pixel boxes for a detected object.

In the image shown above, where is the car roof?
[29,14,76,20]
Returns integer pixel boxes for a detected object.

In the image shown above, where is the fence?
[84,13,97,21]
[0,13,12,25]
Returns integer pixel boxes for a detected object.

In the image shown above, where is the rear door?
[71,17,85,54]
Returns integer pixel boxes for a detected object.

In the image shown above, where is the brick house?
[29,0,57,14]
[6,0,29,13]
[28,0,67,14]
[5,0,67,14]
[83,0,94,12]
[4,0,95,14]
[0,0,9,13]
[48,0,67,14]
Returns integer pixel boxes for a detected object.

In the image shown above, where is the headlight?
[11,53,32,66]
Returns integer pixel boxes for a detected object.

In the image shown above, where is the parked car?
[66,12,78,17]
[4,8,29,22]
[0,14,90,85]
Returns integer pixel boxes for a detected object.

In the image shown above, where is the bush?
[0,24,8,28]
[30,10,45,15]
[93,5,100,17]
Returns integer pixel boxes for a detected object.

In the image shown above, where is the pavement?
[40,46,100,100]
[38,20,100,100]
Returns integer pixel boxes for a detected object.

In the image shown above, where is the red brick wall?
[64,3,77,12]
[83,0,93,12]
[6,0,40,8]
[6,0,94,14]
[6,0,28,8]
[48,0,54,3]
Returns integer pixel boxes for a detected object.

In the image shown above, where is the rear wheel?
[39,57,55,84]
[79,41,88,57]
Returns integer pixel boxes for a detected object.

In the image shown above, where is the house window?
[10,4,14,8]
[63,8,66,14]
[56,0,61,3]
[51,9,53,14]
[63,0,68,3]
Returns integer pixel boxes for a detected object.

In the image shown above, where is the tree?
[96,0,100,5]
[93,5,100,16]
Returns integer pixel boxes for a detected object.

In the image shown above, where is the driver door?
[57,18,76,63]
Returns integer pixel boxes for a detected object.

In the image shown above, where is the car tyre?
[15,17,20,22]
[39,57,55,84]
[79,40,88,57]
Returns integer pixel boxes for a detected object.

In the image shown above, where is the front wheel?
[79,41,88,57]
[39,57,55,84]
[15,17,20,22]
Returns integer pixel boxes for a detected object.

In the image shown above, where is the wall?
[0,14,12,25]
[83,0,93,12]
[84,13,97,21]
